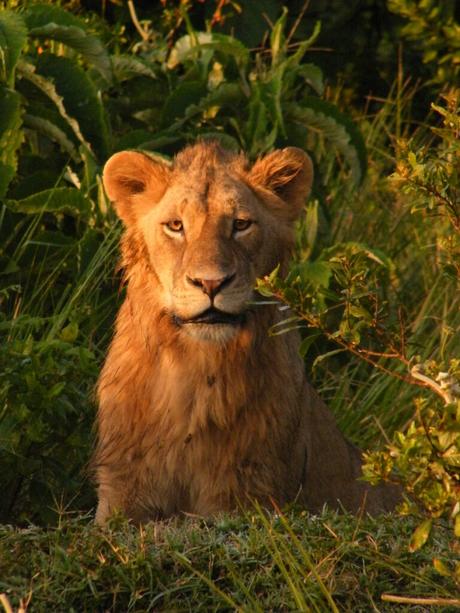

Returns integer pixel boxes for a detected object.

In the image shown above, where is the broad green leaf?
[294,63,324,95]
[5,188,92,218]
[112,55,156,82]
[160,81,207,128]
[114,129,155,152]
[36,53,110,160]
[194,34,250,65]
[168,32,249,69]
[167,32,214,70]
[295,261,332,287]
[184,83,243,121]
[0,86,23,198]
[17,59,92,153]
[197,132,240,151]
[24,4,112,82]
[0,10,27,86]
[246,84,277,155]
[23,113,78,161]
[409,519,432,552]
[287,98,367,184]
[260,74,285,137]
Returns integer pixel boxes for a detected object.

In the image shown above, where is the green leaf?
[24,4,112,82]
[305,201,318,252]
[17,59,92,154]
[5,188,92,218]
[295,261,331,287]
[294,63,324,95]
[284,21,321,71]
[0,86,23,198]
[245,83,277,155]
[299,332,321,358]
[269,315,301,336]
[23,113,78,161]
[270,7,288,67]
[168,32,249,69]
[36,53,110,159]
[0,10,27,86]
[260,74,285,137]
[287,98,367,185]
[433,558,452,578]
[268,264,281,283]
[60,322,79,343]
[160,81,208,128]
[321,242,393,270]
[112,55,156,82]
[348,305,373,322]
[312,348,347,369]
[409,519,432,552]
[198,132,240,151]
[185,83,243,118]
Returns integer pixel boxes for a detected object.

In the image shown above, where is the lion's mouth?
[174,307,245,326]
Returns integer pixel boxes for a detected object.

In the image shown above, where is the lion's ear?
[249,147,313,220]
[103,151,171,224]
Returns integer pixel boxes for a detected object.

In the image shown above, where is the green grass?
[0,509,458,612]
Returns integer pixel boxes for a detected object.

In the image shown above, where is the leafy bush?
[0,324,97,524]
[388,0,460,85]
[258,93,460,554]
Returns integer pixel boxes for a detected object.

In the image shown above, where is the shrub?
[0,323,97,524]
[257,92,460,555]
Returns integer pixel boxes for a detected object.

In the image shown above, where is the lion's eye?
[233,219,252,233]
[165,220,183,233]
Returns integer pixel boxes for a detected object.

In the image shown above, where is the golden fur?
[94,142,399,523]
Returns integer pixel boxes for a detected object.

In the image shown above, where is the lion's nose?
[186,273,235,299]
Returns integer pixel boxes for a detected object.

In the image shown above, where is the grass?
[0,509,458,612]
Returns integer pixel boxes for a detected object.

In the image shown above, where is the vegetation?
[1,510,459,611]
[0,0,459,609]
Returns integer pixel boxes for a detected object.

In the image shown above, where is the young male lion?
[94,141,399,523]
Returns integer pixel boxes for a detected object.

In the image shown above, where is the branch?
[410,364,456,404]
[381,594,460,606]
[127,0,150,42]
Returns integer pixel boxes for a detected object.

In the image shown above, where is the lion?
[94,141,400,523]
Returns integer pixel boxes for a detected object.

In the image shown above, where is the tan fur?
[94,141,400,523]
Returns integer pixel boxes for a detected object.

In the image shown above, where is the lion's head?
[103,142,313,342]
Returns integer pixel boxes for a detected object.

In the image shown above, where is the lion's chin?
[180,322,241,343]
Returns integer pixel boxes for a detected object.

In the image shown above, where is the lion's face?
[103,143,313,342]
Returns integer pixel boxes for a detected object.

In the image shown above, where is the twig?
[381,594,460,606]
[127,0,149,42]
[410,364,455,404]
[0,594,13,613]
[287,0,311,45]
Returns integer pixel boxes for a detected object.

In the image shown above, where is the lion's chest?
[131,376,302,516]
